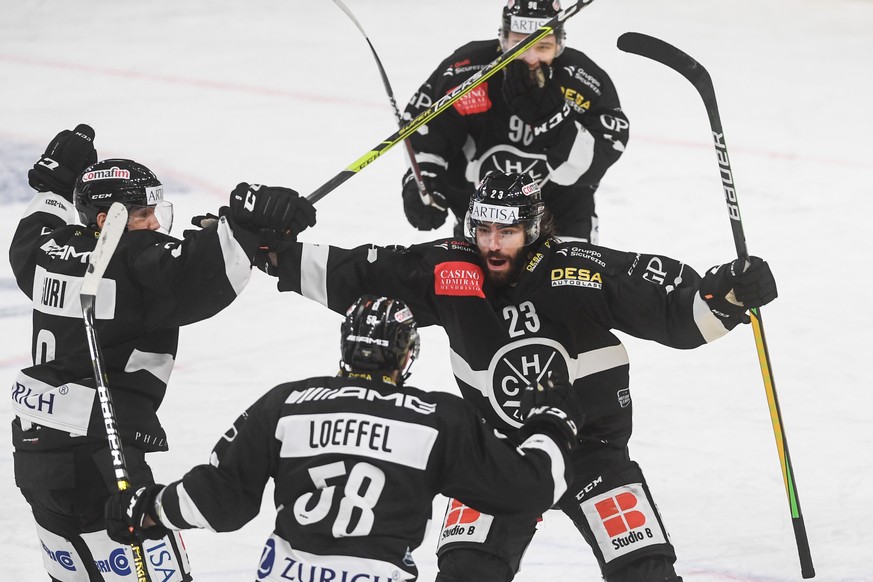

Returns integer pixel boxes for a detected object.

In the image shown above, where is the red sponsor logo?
[452,84,492,116]
[594,492,647,537]
[435,261,485,297]
[444,499,481,527]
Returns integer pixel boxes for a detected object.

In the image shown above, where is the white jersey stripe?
[216,216,252,297]
[518,434,567,504]
[124,349,175,385]
[300,243,330,307]
[449,343,630,393]
[692,292,731,343]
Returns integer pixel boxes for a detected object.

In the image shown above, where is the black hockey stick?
[80,203,151,582]
[617,32,814,579]
[307,0,595,203]
[331,0,444,210]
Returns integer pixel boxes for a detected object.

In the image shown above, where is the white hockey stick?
[80,203,152,581]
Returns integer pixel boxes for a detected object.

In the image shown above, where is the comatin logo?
[444,499,481,526]
[521,182,540,197]
[594,492,646,537]
[81,167,130,182]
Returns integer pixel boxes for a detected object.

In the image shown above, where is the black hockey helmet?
[74,158,172,232]
[464,171,545,245]
[340,295,421,382]
[500,0,566,51]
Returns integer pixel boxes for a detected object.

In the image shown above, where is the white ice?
[1,0,871,580]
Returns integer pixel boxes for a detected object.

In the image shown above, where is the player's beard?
[483,248,526,288]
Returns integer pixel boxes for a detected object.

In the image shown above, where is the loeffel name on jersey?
[309,415,392,454]
[278,413,438,470]
[286,385,436,415]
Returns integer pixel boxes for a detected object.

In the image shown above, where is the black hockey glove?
[228,183,317,234]
[700,257,777,325]
[518,371,584,451]
[502,60,567,130]
[105,484,170,544]
[180,212,221,240]
[28,123,98,201]
[401,166,449,231]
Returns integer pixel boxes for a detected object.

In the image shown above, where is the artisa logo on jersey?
[434,261,485,298]
[581,484,667,563]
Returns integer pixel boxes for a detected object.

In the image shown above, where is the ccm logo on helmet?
[81,167,131,182]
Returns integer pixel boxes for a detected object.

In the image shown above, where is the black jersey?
[273,238,740,447]
[9,192,254,452]
[154,375,568,580]
[404,40,629,225]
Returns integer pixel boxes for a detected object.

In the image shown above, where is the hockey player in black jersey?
[104,294,583,582]
[9,125,316,582]
[251,171,777,581]
[401,0,628,242]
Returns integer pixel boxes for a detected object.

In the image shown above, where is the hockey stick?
[307,0,595,203]
[331,0,443,210]
[80,203,151,582]
[616,32,815,579]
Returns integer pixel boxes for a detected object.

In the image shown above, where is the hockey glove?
[518,371,584,451]
[105,484,170,544]
[28,124,98,201]
[229,183,317,234]
[700,257,777,325]
[502,60,568,130]
[401,166,449,231]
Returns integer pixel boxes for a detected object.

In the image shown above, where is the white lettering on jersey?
[285,385,437,415]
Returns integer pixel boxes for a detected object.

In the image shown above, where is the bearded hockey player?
[9,124,316,582]
[251,170,777,581]
[104,295,583,582]
[401,0,629,242]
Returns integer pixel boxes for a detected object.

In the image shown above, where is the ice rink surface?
[1,1,871,580]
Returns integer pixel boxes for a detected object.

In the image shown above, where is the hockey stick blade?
[307,0,595,204]
[617,32,747,257]
[617,32,815,579]
[81,202,127,298]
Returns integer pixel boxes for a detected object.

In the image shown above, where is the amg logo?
[39,239,92,263]
[286,385,437,415]
[346,334,389,347]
